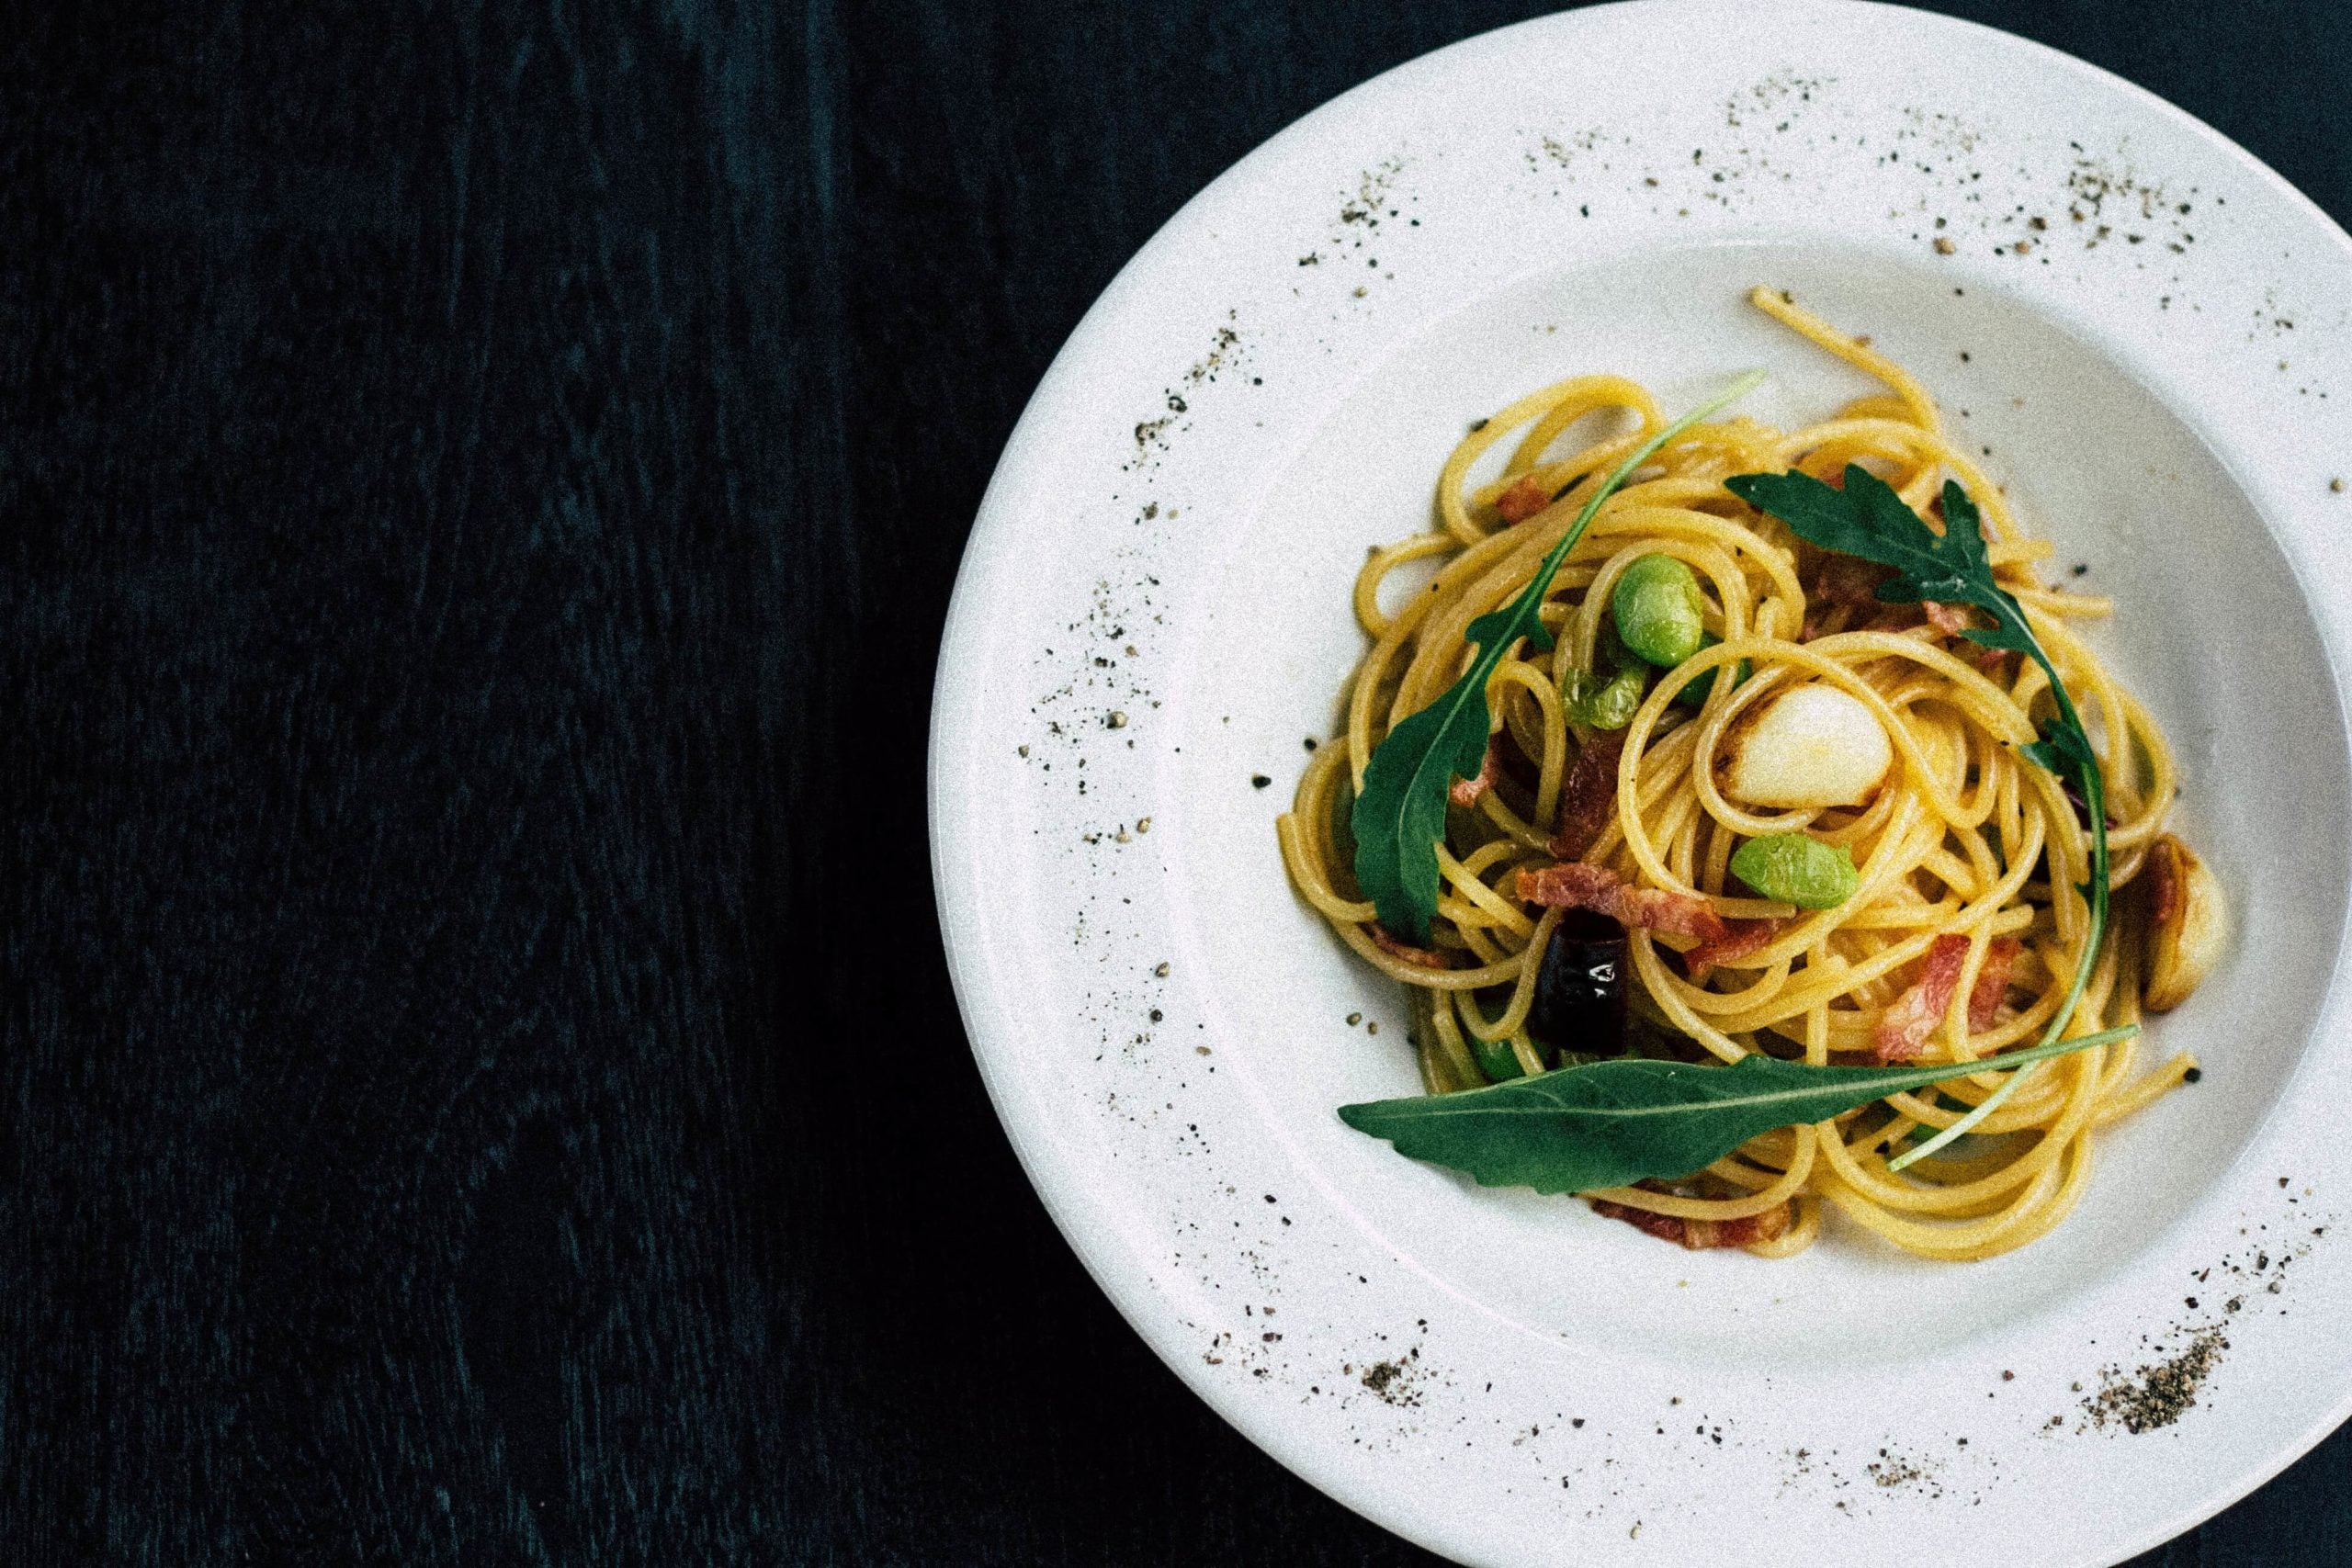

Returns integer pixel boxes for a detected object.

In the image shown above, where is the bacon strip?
[1590,1197,1793,1250]
[1371,928,1450,970]
[1811,553,1890,610]
[1684,917,1791,982]
[1549,730,1624,859]
[1922,599,1969,637]
[1495,474,1553,525]
[1448,743,1499,808]
[1968,937,2022,1031]
[1872,933,1970,1062]
[1515,863,1728,944]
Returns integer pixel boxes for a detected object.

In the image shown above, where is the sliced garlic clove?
[2143,833,2226,1012]
[1722,683,1893,808]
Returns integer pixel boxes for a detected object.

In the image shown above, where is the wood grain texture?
[0,1,2345,1562]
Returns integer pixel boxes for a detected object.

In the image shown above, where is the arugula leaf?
[1339,1026,2135,1195]
[1723,466,2112,1168]
[1350,371,1765,942]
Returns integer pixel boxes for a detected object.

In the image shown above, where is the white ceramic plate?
[929,5,2352,1562]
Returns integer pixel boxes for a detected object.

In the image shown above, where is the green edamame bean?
[1473,1034,1528,1082]
[1611,554,1707,668]
[1730,831,1860,910]
[1567,664,1648,730]
[1672,633,1751,708]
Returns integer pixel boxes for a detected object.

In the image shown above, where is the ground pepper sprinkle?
[2085,1324,2229,1432]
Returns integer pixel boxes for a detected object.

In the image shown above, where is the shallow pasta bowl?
[929,4,2352,1563]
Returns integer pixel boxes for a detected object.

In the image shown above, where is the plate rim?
[929,4,2352,1562]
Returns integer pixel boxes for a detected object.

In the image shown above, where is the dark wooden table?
[6,2,2348,1562]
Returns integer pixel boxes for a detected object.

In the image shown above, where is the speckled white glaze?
[931,6,2352,1563]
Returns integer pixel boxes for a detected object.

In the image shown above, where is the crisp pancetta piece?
[1811,552,1889,611]
[1448,744,1499,808]
[1968,937,2022,1031]
[1495,474,1553,525]
[1590,1197,1793,1250]
[1548,730,1624,860]
[1922,600,1970,637]
[1515,863,1728,945]
[1684,917,1792,981]
[1371,928,1450,970]
[1872,933,1971,1062]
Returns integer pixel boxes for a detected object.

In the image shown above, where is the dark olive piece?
[1527,909,1629,1059]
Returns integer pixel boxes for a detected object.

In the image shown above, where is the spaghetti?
[1278,286,2214,1261]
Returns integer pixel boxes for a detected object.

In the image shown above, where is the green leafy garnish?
[1723,465,2111,1169]
[1339,1025,2134,1195]
[1350,371,1766,942]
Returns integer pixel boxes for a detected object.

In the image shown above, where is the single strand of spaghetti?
[1453,838,1523,882]
[1804,1000,1833,1066]
[1747,286,1940,434]
[1503,377,1660,473]
[1838,898,1964,931]
[1701,812,1736,897]
[1353,532,1458,639]
[1329,918,1530,987]
[2013,583,2114,619]
[1986,536,2056,569]
[1739,1125,1808,1169]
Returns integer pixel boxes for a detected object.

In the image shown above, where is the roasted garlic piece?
[2143,833,2226,1012]
[1722,683,1892,808]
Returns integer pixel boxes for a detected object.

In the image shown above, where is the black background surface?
[6,2,2349,1562]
